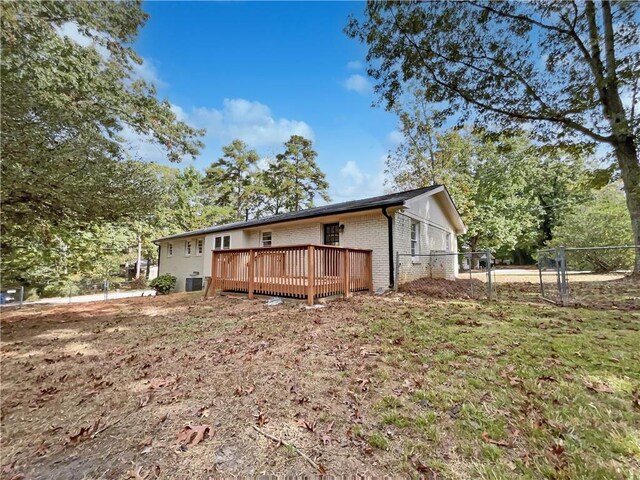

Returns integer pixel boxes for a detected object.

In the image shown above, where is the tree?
[387,122,546,263]
[202,140,263,222]
[1,0,204,233]
[265,135,330,213]
[347,1,640,272]
[550,184,634,272]
[172,166,230,231]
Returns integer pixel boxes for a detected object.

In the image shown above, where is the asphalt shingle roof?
[154,185,442,242]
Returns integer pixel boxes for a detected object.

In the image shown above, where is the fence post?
[537,251,545,298]
[558,245,568,306]
[468,253,474,298]
[247,249,255,299]
[19,286,24,308]
[486,250,493,299]
[307,246,315,305]
[342,249,351,298]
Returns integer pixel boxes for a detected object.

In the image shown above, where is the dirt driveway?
[1,290,638,479]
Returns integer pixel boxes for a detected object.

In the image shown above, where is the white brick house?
[154,185,466,293]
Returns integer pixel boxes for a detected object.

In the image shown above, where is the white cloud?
[131,58,167,88]
[346,60,363,70]
[343,74,372,95]
[333,160,385,202]
[56,21,166,88]
[170,103,187,122]
[191,98,314,148]
[386,130,404,145]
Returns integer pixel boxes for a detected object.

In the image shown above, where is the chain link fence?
[0,286,25,307]
[1,278,155,307]
[537,245,639,307]
[395,250,496,299]
[394,245,638,307]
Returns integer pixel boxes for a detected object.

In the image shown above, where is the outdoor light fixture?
[339,224,345,233]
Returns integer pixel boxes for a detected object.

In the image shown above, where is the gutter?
[382,207,394,289]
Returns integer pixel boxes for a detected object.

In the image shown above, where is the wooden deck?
[204,244,373,304]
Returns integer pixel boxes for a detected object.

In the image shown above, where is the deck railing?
[204,244,373,304]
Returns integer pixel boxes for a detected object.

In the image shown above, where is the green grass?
[357,298,640,479]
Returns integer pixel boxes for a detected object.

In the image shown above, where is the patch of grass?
[368,431,389,450]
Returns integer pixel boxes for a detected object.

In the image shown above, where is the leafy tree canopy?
[347,0,640,272]
[202,140,263,222]
[1,0,204,231]
[259,135,330,215]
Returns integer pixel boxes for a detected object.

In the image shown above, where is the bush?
[130,276,147,289]
[149,274,176,295]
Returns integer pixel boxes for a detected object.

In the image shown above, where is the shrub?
[130,276,147,289]
[149,274,176,295]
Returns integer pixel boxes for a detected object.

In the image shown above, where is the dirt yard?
[1,285,639,479]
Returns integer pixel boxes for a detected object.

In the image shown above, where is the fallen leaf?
[176,424,212,446]
[584,381,614,394]
[481,432,509,447]
[67,419,100,445]
[296,418,317,432]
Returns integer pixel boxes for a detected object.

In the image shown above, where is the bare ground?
[1,288,639,479]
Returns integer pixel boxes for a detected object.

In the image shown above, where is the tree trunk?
[614,137,640,275]
[135,234,142,279]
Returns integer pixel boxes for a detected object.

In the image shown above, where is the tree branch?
[390,8,613,145]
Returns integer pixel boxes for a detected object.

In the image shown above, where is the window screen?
[411,222,419,256]
[223,235,230,249]
[196,239,203,255]
[262,232,272,247]
[214,237,222,250]
[323,223,340,246]
[185,240,192,256]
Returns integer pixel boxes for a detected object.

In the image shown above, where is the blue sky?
[131,1,401,203]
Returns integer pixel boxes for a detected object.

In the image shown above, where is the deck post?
[307,245,315,305]
[343,249,351,298]
[206,251,217,298]
[248,249,255,299]
[367,251,374,292]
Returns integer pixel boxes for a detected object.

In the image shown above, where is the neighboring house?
[153,185,466,293]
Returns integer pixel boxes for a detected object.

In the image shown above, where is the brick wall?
[394,211,459,284]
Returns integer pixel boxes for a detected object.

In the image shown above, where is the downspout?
[382,207,394,288]
[157,244,161,275]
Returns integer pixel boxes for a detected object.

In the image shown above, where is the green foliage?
[203,136,331,220]
[550,184,634,271]
[149,274,176,295]
[1,0,204,232]
[347,0,640,271]
[259,135,330,214]
[202,140,263,222]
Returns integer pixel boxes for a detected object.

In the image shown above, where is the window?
[262,232,272,247]
[215,235,231,250]
[196,238,204,256]
[167,242,173,257]
[323,223,340,246]
[185,240,192,256]
[411,222,420,256]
